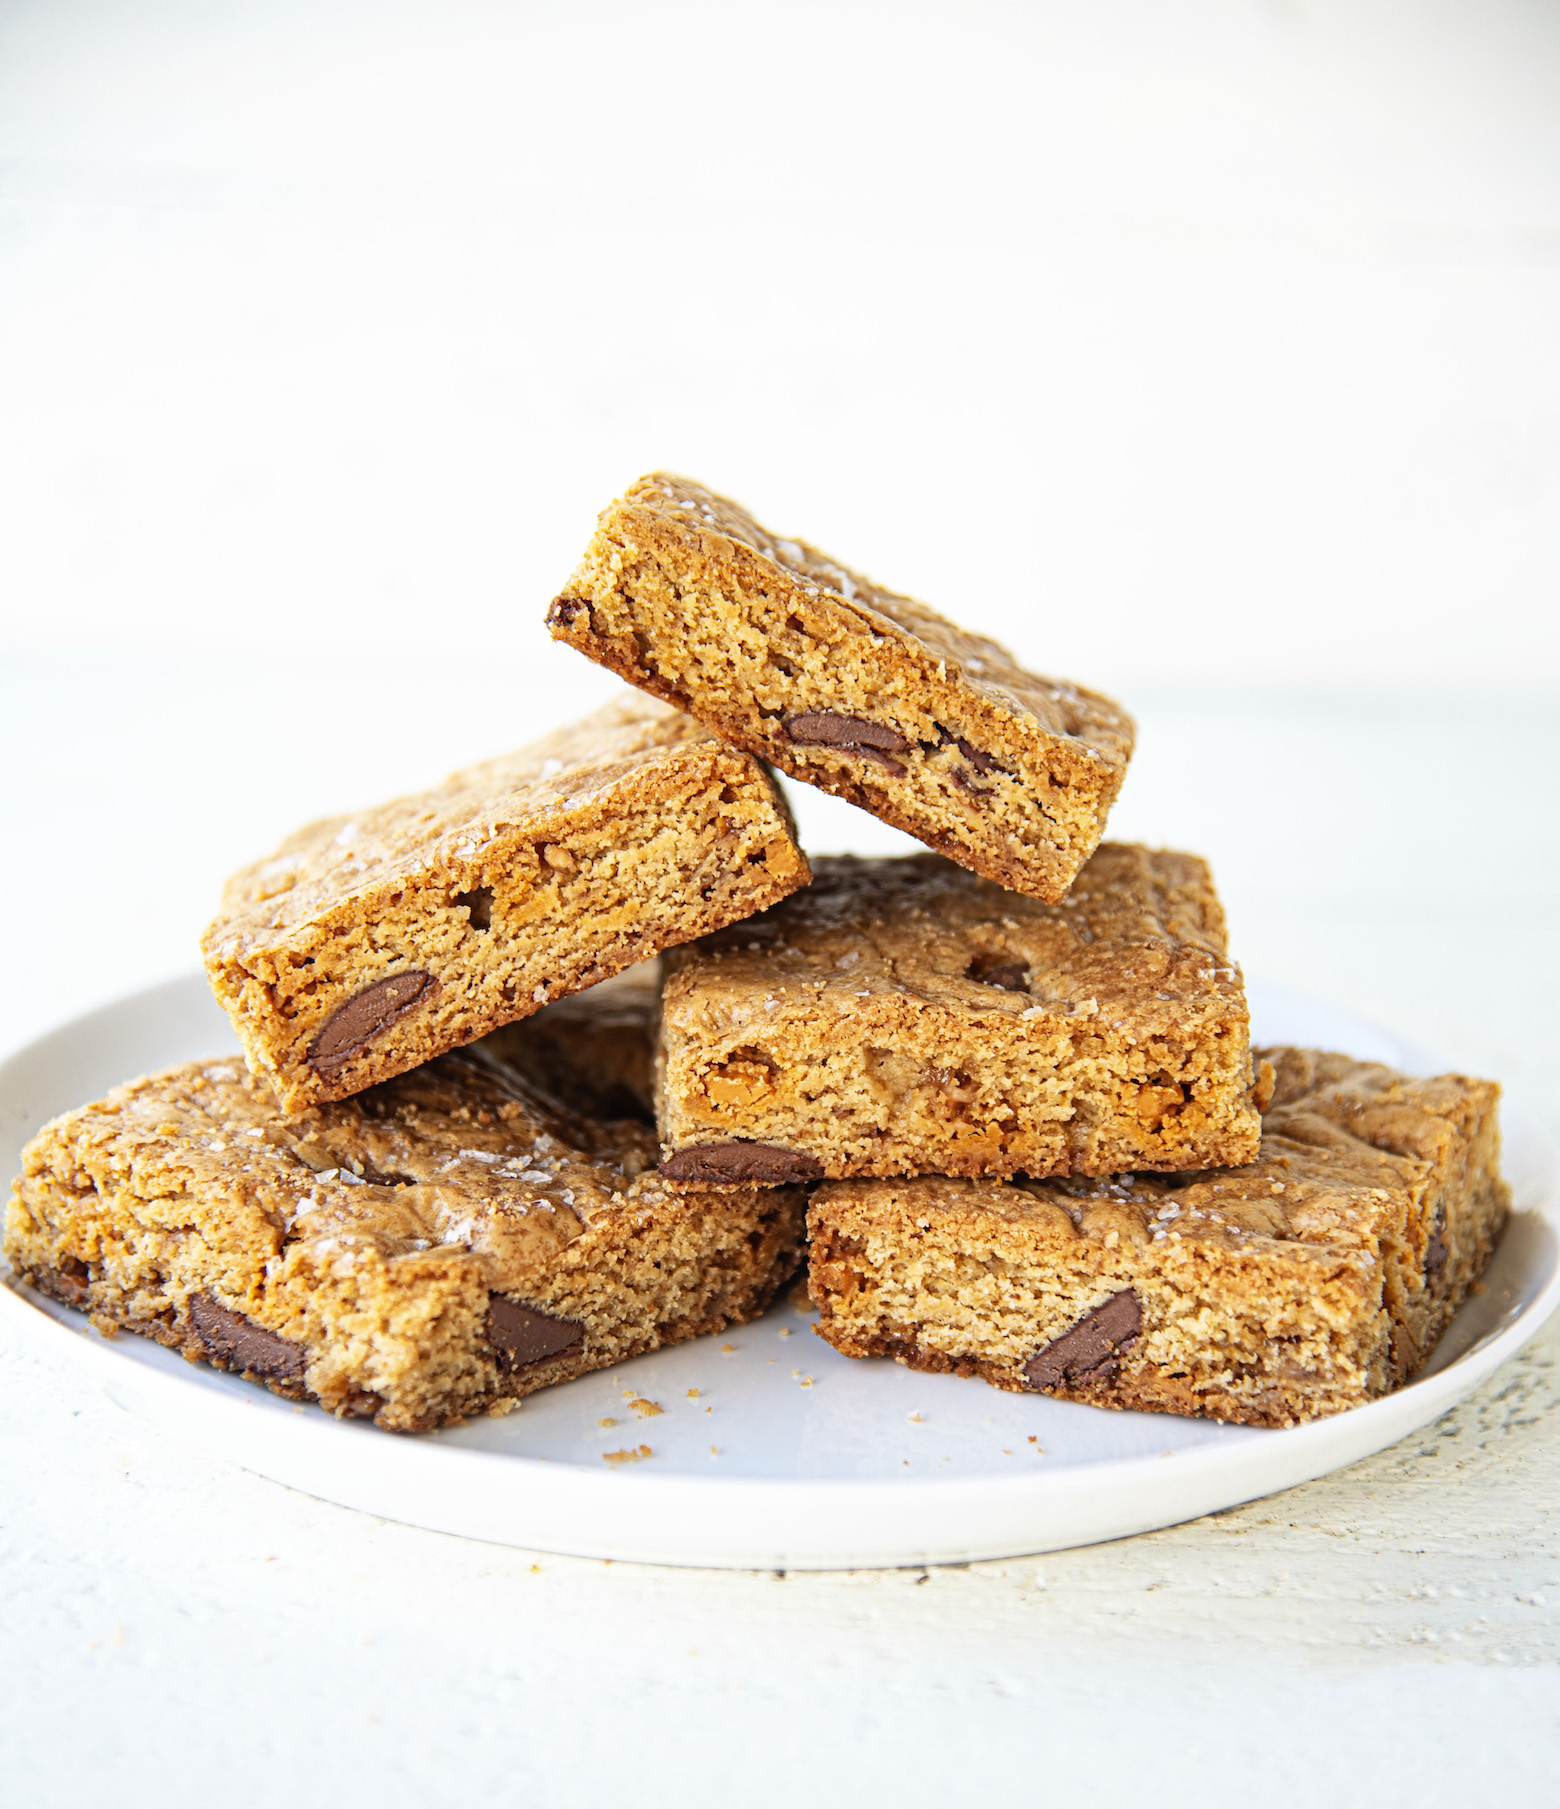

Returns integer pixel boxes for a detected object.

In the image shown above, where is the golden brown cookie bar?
[807,1048,1509,1427]
[7,1042,805,1433]
[656,846,1262,1186]
[203,693,810,1115]
[547,474,1134,903]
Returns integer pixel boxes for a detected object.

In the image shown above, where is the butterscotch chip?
[806,1048,1510,1427]
[7,1035,805,1433]
[547,474,1134,903]
[202,693,809,1113]
[657,847,1262,1184]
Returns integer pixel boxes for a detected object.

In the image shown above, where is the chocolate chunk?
[486,1295,585,1370]
[951,769,990,803]
[308,971,436,1076]
[660,1141,824,1184]
[189,1293,306,1383]
[1023,1289,1142,1391]
[783,711,910,779]
[1425,1202,1449,1282]
[966,954,1028,992]
[954,736,1004,775]
[547,595,589,629]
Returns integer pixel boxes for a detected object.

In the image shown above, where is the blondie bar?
[203,693,809,1114]
[656,847,1262,1185]
[807,1048,1508,1426]
[547,475,1134,903]
[8,1040,804,1432]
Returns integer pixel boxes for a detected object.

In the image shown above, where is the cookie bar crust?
[807,1048,1508,1427]
[202,693,809,1114]
[656,847,1262,1186]
[7,1046,805,1433]
[548,474,1134,903]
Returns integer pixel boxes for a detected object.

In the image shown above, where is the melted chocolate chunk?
[954,736,1004,775]
[308,971,436,1077]
[486,1295,585,1370]
[951,769,990,804]
[547,595,589,629]
[966,954,1028,992]
[1023,1290,1142,1391]
[660,1141,824,1184]
[783,711,910,779]
[1425,1202,1449,1282]
[189,1294,306,1383]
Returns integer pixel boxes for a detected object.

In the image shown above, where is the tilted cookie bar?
[547,474,1134,903]
[656,847,1263,1186]
[8,1041,805,1433]
[807,1048,1509,1427]
[203,693,809,1114]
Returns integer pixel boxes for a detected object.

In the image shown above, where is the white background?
[3,3,1560,1803]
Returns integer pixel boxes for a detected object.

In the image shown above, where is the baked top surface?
[664,845,1240,1028]
[207,692,736,953]
[596,473,1134,772]
[817,1048,1498,1260]
[31,1046,672,1280]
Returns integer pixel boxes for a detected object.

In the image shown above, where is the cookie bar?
[203,693,810,1115]
[807,1048,1509,1427]
[547,474,1134,903]
[656,846,1262,1186]
[7,1042,805,1433]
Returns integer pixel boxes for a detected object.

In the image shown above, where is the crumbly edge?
[203,742,809,1113]
[657,987,1260,1181]
[6,1141,806,1432]
[552,509,1132,902]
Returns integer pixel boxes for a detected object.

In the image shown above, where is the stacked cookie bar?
[6,476,1508,1432]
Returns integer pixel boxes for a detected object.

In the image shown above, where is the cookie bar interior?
[657,847,1263,1185]
[7,1043,805,1432]
[202,692,810,1113]
[548,473,1134,902]
[807,1048,1508,1427]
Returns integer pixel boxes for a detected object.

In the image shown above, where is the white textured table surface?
[3,666,1559,1805]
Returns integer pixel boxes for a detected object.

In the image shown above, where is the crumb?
[721,1343,736,1353]
[800,1376,813,1388]
[686,1388,700,1399]
[597,1417,618,1427]
[709,1445,719,1456]
[778,1327,792,1338]
[628,1397,663,1418]
[603,1445,653,1465]
[907,1411,923,1423]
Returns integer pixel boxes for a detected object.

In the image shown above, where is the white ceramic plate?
[3,973,1557,1570]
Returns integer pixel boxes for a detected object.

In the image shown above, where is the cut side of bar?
[807,1048,1509,1427]
[548,473,1134,903]
[657,847,1263,1184]
[202,692,810,1112]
